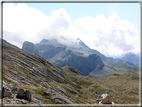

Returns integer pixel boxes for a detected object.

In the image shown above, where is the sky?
[3,2,140,58]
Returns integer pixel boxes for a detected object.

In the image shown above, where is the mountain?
[22,41,39,54]
[121,52,139,66]
[104,57,123,67]
[23,38,130,75]
[125,61,135,66]
[22,39,108,76]
[66,38,107,61]
[23,38,107,61]
[48,48,104,76]
[2,39,139,104]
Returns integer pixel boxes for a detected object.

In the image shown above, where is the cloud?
[3,3,81,48]
[74,13,139,56]
[3,3,139,57]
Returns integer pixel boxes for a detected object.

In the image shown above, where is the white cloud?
[74,13,139,56]
[3,3,140,57]
[3,3,80,48]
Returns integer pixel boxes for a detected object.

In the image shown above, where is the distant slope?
[89,66,113,77]
[115,62,139,73]
[104,57,123,67]
[121,52,139,66]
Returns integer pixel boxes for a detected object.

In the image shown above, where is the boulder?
[21,100,27,104]
[11,87,19,94]
[2,87,12,98]
[16,88,25,99]
[24,90,32,101]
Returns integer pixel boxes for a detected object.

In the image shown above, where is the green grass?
[115,62,139,73]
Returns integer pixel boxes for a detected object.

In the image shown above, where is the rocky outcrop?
[68,66,83,75]
[42,88,73,104]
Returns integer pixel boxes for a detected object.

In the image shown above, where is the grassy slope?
[115,62,139,73]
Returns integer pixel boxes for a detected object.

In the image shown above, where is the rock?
[68,66,82,75]
[42,91,50,96]
[2,87,12,98]
[21,100,27,104]
[11,87,19,94]
[24,90,32,101]
[10,100,17,104]
[51,94,72,104]
[16,88,25,99]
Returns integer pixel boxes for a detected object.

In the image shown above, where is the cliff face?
[22,39,105,76]
[22,41,39,54]
[49,48,104,76]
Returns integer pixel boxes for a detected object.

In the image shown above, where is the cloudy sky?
[3,2,140,57]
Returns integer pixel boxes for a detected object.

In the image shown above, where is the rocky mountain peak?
[40,39,49,44]
[121,52,139,66]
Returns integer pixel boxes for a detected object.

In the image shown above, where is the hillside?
[115,62,139,73]
[2,39,139,105]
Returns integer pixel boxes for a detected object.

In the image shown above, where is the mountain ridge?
[22,39,108,76]
[22,38,139,76]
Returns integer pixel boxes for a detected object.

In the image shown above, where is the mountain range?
[22,38,110,77]
[2,39,139,105]
[22,38,139,77]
